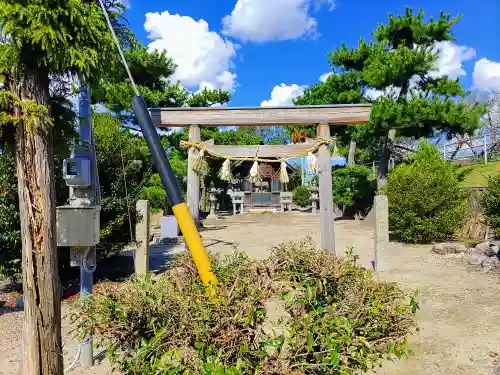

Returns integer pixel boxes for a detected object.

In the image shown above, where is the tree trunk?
[377,129,395,192]
[449,140,465,160]
[12,69,63,375]
[378,80,408,192]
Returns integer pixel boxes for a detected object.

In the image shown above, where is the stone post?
[317,123,336,253]
[347,140,356,166]
[135,200,150,276]
[373,195,389,271]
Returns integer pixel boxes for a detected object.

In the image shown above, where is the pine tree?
[0,1,123,373]
[93,42,232,118]
[295,8,486,189]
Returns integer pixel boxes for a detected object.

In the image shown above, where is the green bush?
[387,141,466,243]
[140,174,167,213]
[332,166,375,216]
[292,185,311,208]
[74,239,418,374]
[0,153,21,279]
[94,113,153,257]
[482,174,500,238]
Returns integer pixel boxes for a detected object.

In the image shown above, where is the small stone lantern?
[207,182,219,220]
[310,184,319,215]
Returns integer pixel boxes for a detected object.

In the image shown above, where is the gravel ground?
[0,303,115,375]
[1,213,500,374]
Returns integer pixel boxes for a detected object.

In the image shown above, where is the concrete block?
[160,215,179,239]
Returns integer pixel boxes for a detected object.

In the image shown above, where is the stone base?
[248,208,278,214]
[432,242,467,255]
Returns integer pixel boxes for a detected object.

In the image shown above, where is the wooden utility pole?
[317,123,336,253]
[14,71,63,375]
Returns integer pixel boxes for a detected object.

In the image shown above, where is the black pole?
[132,96,183,206]
[131,96,218,287]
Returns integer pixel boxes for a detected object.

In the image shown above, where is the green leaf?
[329,349,340,366]
[307,331,314,348]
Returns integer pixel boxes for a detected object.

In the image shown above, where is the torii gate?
[149,104,371,254]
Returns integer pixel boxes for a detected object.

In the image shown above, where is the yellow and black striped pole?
[132,96,217,288]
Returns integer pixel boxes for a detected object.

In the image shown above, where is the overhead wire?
[98,0,140,246]
[120,142,135,245]
[97,0,140,96]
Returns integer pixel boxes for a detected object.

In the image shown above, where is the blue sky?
[123,0,500,107]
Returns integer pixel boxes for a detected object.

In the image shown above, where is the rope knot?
[180,140,203,149]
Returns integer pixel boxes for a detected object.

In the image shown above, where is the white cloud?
[199,71,238,92]
[363,86,402,101]
[145,11,238,91]
[261,83,307,106]
[428,41,476,80]
[319,72,332,82]
[222,0,335,42]
[363,76,423,101]
[364,88,383,101]
[473,58,500,91]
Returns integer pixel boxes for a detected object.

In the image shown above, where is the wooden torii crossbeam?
[150,104,371,127]
[149,104,372,254]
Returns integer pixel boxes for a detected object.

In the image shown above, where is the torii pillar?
[317,123,336,254]
[187,125,201,227]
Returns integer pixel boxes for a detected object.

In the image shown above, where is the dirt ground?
[2,212,500,375]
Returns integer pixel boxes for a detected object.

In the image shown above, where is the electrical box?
[63,158,92,187]
[56,206,100,247]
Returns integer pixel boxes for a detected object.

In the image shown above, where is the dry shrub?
[72,238,417,374]
[73,251,275,374]
[264,238,418,374]
[456,189,488,243]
